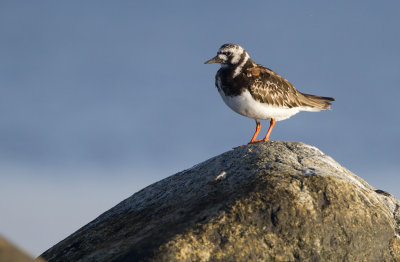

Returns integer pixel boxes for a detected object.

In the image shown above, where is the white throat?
[233,52,249,78]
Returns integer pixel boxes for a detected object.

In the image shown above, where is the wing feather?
[244,64,334,110]
[246,64,302,108]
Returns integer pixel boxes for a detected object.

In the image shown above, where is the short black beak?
[204,56,223,64]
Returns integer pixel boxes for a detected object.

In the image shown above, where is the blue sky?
[1,0,399,257]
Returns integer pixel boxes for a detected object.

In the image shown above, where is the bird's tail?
[299,93,335,111]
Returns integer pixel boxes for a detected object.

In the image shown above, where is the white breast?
[218,89,315,121]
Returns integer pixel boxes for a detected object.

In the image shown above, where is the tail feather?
[300,93,335,110]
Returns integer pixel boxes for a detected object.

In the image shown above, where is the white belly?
[219,89,311,121]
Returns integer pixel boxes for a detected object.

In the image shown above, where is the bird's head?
[205,43,249,67]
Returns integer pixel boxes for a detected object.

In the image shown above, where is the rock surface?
[40,142,400,262]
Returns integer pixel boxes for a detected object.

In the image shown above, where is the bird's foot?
[233,139,270,149]
[249,139,269,144]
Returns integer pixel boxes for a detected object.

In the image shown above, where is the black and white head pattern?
[217,43,250,77]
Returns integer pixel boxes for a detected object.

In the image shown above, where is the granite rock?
[40,141,400,262]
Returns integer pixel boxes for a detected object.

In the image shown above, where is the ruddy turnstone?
[205,43,334,144]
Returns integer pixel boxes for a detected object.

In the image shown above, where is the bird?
[205,43,334,144]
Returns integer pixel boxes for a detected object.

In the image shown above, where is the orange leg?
[249,120,261,143]
[262,118,276,141]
